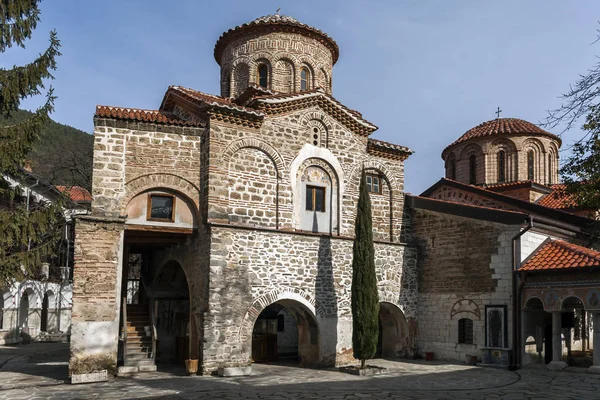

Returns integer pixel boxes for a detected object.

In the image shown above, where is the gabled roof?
[95,105,202,127]
[367,138,413,161]
[162,86,264,117]
[250,88,378,135]
[521,238,600,271]
[421,178,593,228]
[406,194,529,225]
[485,180,552,194]
[443,118,561,157]
[214,14,339,65]
[537,184,578,209]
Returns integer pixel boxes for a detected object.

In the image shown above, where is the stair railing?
[149,300,158,362]
[122,296,128,364]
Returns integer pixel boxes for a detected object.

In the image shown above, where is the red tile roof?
[167,86,264,117]
[56,186,92,202]
[410,195,528,216]
[521,239,600,271]
[95,106,202,127]
[537,184,578,209]
[367,138,413,160]
[214,14,339,64]
[443,118,561,156]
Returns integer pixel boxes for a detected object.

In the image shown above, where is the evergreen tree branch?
[0,30,60,115]
[0,0,41,51]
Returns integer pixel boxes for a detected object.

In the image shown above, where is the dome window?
[497,151,506,183]
[469,155,477,185]
[300,67,310,91]
[527,150,535,181]
[257,64,268,88]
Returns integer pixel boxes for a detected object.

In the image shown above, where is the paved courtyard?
[1,343,599,399]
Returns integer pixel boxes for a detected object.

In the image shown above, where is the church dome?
[443,118,561,157]
[214,14,339,65]
[441,117,562,187]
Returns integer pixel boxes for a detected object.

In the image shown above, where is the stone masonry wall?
[207,108,406,243]
[410,209,520,362]
[91,118,203,217]
[201,226,416,374]
[69,217,124,375]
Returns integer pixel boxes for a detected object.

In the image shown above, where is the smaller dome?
[443,118,561,157]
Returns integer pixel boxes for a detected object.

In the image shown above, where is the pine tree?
[0,0,62,286]
[351,170,380,369]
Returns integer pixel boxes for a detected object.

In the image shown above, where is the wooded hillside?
[0,109,93,190]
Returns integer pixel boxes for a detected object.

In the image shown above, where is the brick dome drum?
[215,14,337,97]
[442,118,561,187]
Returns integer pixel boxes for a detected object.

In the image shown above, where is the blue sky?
[4,0,600,194]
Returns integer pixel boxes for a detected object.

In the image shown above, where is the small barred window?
[458,318,474,344]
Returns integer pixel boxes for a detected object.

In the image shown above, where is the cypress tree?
[351,170,379,369]
[0,0,62,285]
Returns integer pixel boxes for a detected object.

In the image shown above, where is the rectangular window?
[306,185,325,212]
[147,194,175,221]
[366,173,382,194]
[458,318,474,344]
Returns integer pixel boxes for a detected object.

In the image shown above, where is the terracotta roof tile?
[410,195,528,216]
[521,239,600,271]
[367,138,413,160]
[537,184,578,209]
[252,88,378,132]
[56,186,92,202]
[95,105,202,127]
[169,86,264,117]
[443,118,561,155]
[214,14,339,64]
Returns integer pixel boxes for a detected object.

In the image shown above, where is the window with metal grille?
[527,150,535,181]
[497,151,506,183]
[458,318,473,344]
[257,64,268,88]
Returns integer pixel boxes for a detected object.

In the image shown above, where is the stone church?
[70,14,600,376]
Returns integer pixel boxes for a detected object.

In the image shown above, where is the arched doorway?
[252,300,319,366]
[561,296,589,367]
[152,260,191,366]
[522,297,550,365]
[376,302,409,359]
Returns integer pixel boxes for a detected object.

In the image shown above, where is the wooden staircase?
[119,303,157,374]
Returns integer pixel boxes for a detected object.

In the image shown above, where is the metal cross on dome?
[495,107,502,119]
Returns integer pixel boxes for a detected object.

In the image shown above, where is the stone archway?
[239,289,325,367]
[251,299,320,366]
[377,302,409,359]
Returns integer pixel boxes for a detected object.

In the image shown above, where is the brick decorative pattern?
[442,124,560,187]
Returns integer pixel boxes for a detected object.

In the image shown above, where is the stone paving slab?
[1,343,600,399]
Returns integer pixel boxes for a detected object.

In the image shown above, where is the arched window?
[450,159,456,180]
[469,155,477,185]
[257,64,268,88]
[300,67,310,91]
[458,318,473,344]
[527,150,534,181]
[497,151,506,183]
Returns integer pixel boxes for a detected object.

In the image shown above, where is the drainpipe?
[511,216,533,369]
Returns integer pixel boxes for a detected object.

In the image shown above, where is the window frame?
[257,64,269,88]
[458,318,474,345]
[449,159,456,180]
[527,150,535,181]
[146,193,176,222]
[305,185,326,212]
[366,173,383,194]
[300,67,310,91]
